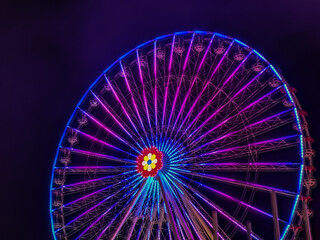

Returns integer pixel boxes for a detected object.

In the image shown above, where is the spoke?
[90,91,144,150]
[120,61,151,147]
[56,165,135,174]
[161,35,176,148]
[166,33,195,130]
[171,33,215,134]
[53,171,134,191]
[104,75,147,147]
[109,178,148,240]
[171,170,296,197]
[167,65,269,152]
[176,172,288,222]
[154,41,158,146]
[193,108,294,152]
[176,40,235,135]
[69,127,137,158]
[136,50,152,130]
[54,174,140,212]
[60,147,135,164]
[162,174,194,239]
[182,162,301,172]
[55,176,142,233]
[188,51,254,139]
[169,173,263,240]
[78,108,140,154]
[77,179,145,240]
[174,134,299,164]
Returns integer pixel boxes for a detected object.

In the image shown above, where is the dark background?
[1,0,320,239]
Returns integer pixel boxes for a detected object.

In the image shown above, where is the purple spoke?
[171,34,215,132]
[68,127,137,157]
[187,51,253,139]
[120,61,151,147]
[78,108,140,154]
[169,171,262,239]
[136,50,152,130]
[173,134,299,164]
[175,40,235,135]
[60,147,135,164]
[76,179,145,240]
[161,35,176,145]
[177,85,284,155]
[175,64,269,152]
[54,176,142,232]
[172,169,296,197]
[183,162,300,172]
[193,108,293,151]
[53,171,134,190]
[90,91,144,150]
[57,165,135,174]
[56,174,140,210]
[166,33,195,130]
[108,178,148,240]
[154,40,158,146]
[104,75,144,141]
[180,173,287,222]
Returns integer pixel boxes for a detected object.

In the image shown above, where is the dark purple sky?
[2,1,320,239]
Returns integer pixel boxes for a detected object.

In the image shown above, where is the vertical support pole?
[302,200,312,240]
[246,221,252,240]
[212,211,218,240]
[270,191,280,240]
[111,179,147,240]
[157,175,180,240]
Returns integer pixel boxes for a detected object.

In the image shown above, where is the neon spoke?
[78,108,140,154]
[59,147,135,164]
[68,127,137,157]
[90,91,144,150]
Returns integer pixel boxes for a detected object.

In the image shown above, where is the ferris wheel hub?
[136,146,163,178]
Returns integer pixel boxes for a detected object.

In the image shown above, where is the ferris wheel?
[50,31,316,240]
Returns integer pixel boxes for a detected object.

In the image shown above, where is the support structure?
[302,200,312,240]
[157,175,180,240]
[212,211,218,240]
[246,221,252,240]
[270,191,280,240]
[110,179,147,240]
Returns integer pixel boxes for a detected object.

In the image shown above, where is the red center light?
[136,147,163,178]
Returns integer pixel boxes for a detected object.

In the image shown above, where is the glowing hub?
[137,147,163,178]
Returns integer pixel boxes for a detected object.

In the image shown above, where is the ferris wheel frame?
[49,30,315,240]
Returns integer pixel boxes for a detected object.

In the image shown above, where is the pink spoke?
[78,108,140,154]
[60,147,135,164]
[161,35,176,140]
[187,51,254,139]
[136,50,152,130]
[171,34,215,132]
[68,127,136,157]
[176,40,235,135]
[167,33,195,129]
[172,170,296,197]
[90,91,143,150]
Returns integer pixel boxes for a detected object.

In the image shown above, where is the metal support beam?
[302,201,312,240]
[126,217,138,240]
[111,179,147,240]
[157,175,180,240]
[212,211,218,240]
[246,221,252,240]
[270,191,280,240]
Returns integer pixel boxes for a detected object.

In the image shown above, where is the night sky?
[2,1,320,239]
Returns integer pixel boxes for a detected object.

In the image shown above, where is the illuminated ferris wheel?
[50,31,315,240]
